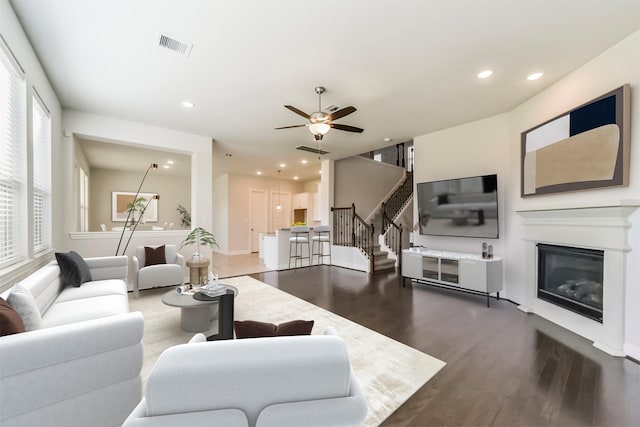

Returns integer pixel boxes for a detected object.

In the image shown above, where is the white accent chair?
[132,245,184,298]
[100,223,107,231]
[122,327,368,427]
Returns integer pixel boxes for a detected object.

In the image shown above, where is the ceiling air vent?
[157,34,193,56]
[296,145,329,155]
[324,104,340,113]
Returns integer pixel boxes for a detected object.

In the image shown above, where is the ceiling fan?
[275,86,364,141]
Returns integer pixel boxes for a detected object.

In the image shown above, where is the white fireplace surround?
[517,201,640,357]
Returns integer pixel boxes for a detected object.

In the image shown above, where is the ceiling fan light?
[309,123,330,136]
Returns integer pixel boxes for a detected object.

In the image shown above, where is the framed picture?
[112,191,159,222]
[521,84,630,197]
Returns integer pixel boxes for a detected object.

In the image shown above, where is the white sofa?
[0,256,144,427]
[123,328,368,427]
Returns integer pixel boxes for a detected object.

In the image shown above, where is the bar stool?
[311,225,331,266]
[289,225,310,269]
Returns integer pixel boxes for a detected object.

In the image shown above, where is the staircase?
[332,172,413,273]
[374,171,413,271]
[364,209,394,272]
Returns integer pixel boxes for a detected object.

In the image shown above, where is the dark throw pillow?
[55,251,92,287]
[234,319,314,339]
[145,245,166,267]
[276,319,315,336]
[0,297,26,336]
[234,320,277,339]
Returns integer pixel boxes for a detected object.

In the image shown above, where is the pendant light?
[276,170,282,210]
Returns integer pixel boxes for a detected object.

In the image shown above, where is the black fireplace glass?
[537,243,604,322]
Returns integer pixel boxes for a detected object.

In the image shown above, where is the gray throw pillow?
[55,251,92,287]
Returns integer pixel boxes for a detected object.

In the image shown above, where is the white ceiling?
[77,138,191,177]
[10,0,640,181]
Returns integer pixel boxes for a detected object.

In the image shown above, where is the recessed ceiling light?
[293,176,299,180]
[163,165,170,169]
[181,101,195,108]
[256,171,262,175]
[279,163,286,168]
[383,137,393,143]
[319,170,322,174]
[527,72,544,81]
[301,159,308,164]
[167,160,174,164]
[477,70,494,79]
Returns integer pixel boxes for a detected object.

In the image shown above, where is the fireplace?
[537,244,603,323]
[517,203,639,357]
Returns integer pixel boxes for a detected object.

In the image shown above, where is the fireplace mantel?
[517,201,639,357]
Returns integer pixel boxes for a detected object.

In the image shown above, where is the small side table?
[186,258,210,285]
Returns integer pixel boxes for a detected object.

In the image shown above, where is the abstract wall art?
[112,191,159,222]
[521,84,630,197]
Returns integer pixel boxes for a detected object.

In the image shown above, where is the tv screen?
[417,174,499,238]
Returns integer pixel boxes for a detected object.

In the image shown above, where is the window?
[32,93,51,252]
[373,152,382,162]
[79,166,89,231]
[0,39,26,268]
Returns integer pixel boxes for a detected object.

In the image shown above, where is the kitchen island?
[261,227,323,270]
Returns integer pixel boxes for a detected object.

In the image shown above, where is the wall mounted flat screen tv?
[417,174,499,238]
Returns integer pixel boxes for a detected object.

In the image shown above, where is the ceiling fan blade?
[275,124,307,130]
[284,105,310,119]
[328,106,356,121]
[331,123,364,133]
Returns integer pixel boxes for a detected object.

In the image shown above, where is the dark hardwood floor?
[250,266,640,427]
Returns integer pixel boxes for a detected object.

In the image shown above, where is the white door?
[250,189,268,253]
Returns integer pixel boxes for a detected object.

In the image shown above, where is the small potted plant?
[126,196,148,225]
[180,227,218,260]
[176,204,191,228]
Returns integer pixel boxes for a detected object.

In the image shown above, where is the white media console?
[401,248,503,306]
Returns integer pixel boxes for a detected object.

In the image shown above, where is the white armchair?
[122,328,368,427]
[132,245,184,298]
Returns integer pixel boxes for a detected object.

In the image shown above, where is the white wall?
[334,156,405,218]
[413,113,510,260]
[412,28,640,357]
[507,29,640,357]
[89,168,191,231]
[217,174,304,254]
[212,174,229,254]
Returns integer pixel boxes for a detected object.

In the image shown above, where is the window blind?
[32,92,51,253]
[0,40,26,268]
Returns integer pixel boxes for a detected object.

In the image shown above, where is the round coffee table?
[161,285,238,332]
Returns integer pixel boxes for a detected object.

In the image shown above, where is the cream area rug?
[129,276,446,426]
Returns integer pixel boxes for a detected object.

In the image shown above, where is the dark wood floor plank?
[250,266,640,426]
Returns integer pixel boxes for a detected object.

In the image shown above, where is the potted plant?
[180,227,218,260]
[126,196,148,224]
[176,204,191,228]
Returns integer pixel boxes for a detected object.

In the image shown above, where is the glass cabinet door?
[422,256,439,280]
[440,258,459,284]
